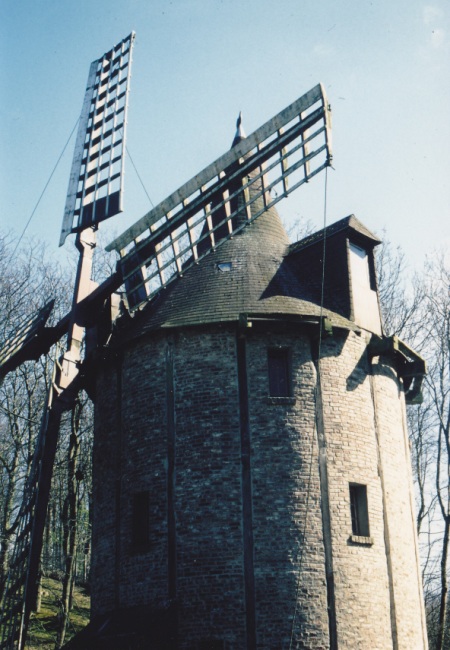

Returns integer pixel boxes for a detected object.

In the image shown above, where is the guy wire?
[126,145,154,209]
[289,164,329,646]
[8,118,80,263]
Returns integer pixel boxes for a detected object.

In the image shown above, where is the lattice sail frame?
[60,32,135,246]
[107,83,332,310]
[0,300,54,380]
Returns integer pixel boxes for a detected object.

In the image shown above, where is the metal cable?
[289,165,329,646]
[8,119,80,263]
[125,145,154,209]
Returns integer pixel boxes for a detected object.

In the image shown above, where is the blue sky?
[1,0,448,271]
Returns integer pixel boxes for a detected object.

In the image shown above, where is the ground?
[25,577,90,649]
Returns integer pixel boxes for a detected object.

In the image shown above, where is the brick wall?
[371,356,428,648]
[91,354,120,617]
[317,331,394,648]
[246,330,330,648]
[91,323,427,648]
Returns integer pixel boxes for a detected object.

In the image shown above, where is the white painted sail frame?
[59,32,135,246]
[108,83,332,310]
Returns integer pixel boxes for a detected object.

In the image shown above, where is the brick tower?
[84,125,428,649]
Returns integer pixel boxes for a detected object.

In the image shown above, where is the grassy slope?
[25,577,90,649]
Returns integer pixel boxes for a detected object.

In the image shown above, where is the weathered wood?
[107,84,330,253]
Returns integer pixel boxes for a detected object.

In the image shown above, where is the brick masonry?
[91,321,427,648]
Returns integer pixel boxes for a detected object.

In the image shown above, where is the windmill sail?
[0,300,55,382]
[107,83,332,310]
[59,32,135,246]
[0,33,136,649]
[0,69,331,648]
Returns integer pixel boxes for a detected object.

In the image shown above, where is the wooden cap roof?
[113,132,367,342]
[117,200,359,342]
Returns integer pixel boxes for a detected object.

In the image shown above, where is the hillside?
[25,577,89,649]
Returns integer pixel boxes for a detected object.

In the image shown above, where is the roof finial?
[231,111,247,147]
[232,111,246,147]
[235,111,246,138]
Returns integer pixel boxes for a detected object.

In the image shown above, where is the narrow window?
[132,491,150,551]
[349,484,370,537]
[198,641,224,650]
[268,348,291,397]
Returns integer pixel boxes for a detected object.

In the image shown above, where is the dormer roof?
[289,215,381,256]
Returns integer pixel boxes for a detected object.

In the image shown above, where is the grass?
[25,577,90,649]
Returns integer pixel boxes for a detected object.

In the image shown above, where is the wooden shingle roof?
[117,197,359,343]
[111,129,377,343]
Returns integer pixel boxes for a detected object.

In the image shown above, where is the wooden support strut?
[0,228,102,650]
[367,335,426,404]
[55,228,97,394]
[236,329,257,650]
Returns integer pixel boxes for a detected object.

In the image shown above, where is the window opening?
[349,243,371,288]
[349,483,370,537]
[217,262,232,272]
[132,491,150,551]
[268,348,291,397]
[348,241,381,334]
[198,641,224,650]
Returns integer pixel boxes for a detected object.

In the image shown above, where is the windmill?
[0,33,333,649]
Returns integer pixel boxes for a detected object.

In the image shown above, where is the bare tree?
[376,239,450,647]
[416,253,450,649]
[0,234,69,600]
[0,233,92,646]
[55,396,92,649]
[376,232,424,338]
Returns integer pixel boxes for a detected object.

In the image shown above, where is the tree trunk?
[0,443,20,601]
[436,516,449,650]
[55,405,81,649]
[33,570,43,613]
